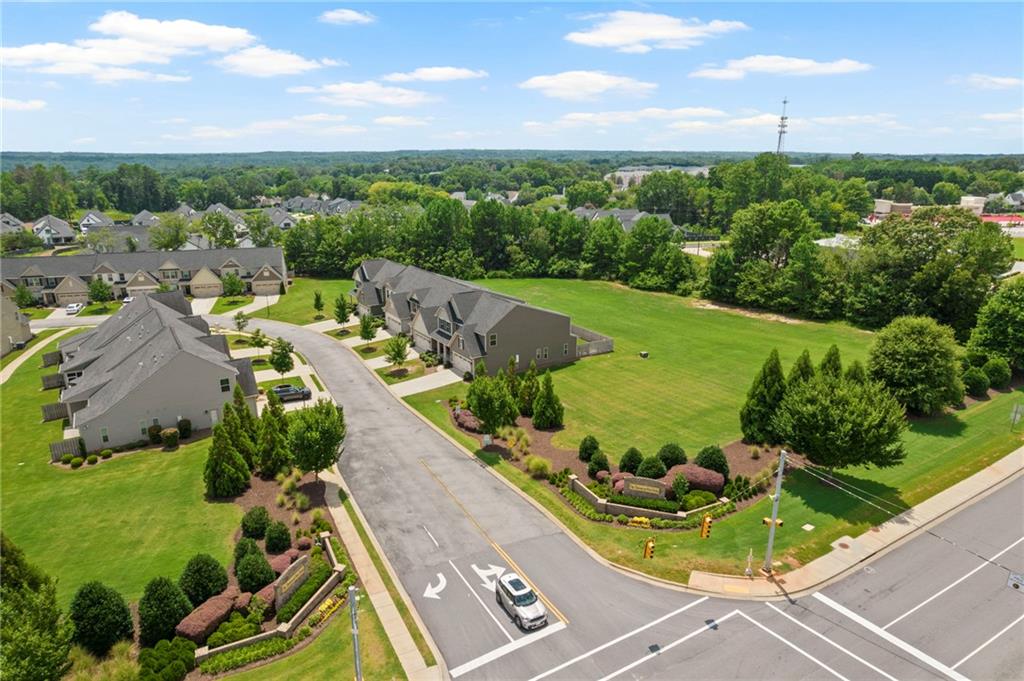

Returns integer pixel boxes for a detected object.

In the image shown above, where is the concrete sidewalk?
[0,326,79,385]
[233,294,279,316]
[321,468,443,681]
[189,297,217,315]
[688,445,1024,598]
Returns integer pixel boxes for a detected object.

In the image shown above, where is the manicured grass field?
[0,328,60,370]
[257,375,310,393]
[353,340,387,360]
[1013,237,1024,259]
[376,359,426,385]
[80,301,122,316]
[17,306,55,320]
[231,597,406,681]
[406,383,1024,580]
[250,277,356,326]
[472,279,874,458]
[211,295,254,315]
[0,333,241,608]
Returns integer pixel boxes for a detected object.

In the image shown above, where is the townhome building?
[353,258,578,377]
[49,291,257,451]
[1,296,33,357]
[1,247,288,307]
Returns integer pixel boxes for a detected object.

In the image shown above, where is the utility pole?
[349,585,362,681]
[762,449,787,575]
[776,98,789,155]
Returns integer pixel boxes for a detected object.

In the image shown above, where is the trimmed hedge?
[87,454,99,465]
[178,554,228,608]
[681,490,718,511]
[206,603,264,648]
[635,456,667,480]
[276,557,332,623]
[962,366,990,398]
[138,637,196,681]
[619,447,643,475]
[177,418,192,439]
[234,537,260,565]
[608,494,680,514]
[694,445,729,480]
[236,552,275,594]
[587,451,609,478]
[578,435,600,462]
[161,428,179,449]
[198,628,310,674]
[264,521,291,554]
[241,506,271,539]
[982,357,1012,389]
[559,486,613,522]
[70,457,84,469]
[669,464,726,495]
[147,424,163,445]
[69,581,134,657]
[138,577,193,648]
[657,443,686,468]
[100,449,113,459]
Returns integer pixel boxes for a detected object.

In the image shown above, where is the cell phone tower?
[776,97,789,155]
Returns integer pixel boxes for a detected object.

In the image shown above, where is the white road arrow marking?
[471,563,506,591]
[423,573,447,599]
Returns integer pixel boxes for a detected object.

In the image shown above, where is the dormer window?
[438,318,452,334]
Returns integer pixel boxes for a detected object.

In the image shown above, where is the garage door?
[192,284,222,298]
[57,292,89,306]
[251,281,279,296]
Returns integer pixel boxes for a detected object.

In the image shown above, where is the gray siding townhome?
[52,291,257,451]
[353,259,577,376]
[1,247,288,306]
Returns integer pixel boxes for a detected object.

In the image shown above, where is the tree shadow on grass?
[906,410,968,439]
[785,468,910,526]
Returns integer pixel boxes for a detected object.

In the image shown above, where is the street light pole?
[349,585,362,681]
[762,449,787,576]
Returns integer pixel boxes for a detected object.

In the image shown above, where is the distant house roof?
[263,207,295,228]
[0,212,24,235]
[204,203,245,226]
[174,203,198,220]
[79,210,115,227]
[571,207,674,232]
[58,292,257,423]
[814,233,861,250]
[131,210,160,227]
[32,214,75,239]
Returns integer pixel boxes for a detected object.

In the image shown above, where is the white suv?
[495,573,548,631]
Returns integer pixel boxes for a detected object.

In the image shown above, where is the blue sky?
[2,2,1021,154]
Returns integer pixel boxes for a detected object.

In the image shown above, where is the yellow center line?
[419,458,569,625]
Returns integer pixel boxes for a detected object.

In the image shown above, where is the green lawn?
[353,340,387,360]
[472,278,874,458]
[1013,237,1024,260]
[376,359,426,385]
[250,277,356,326]
[257,375,310,393]
[329,324,361,340]
[0,328,60,370]
[80,301,122,316]
[18,306,55,320]
[0,333,241,608]
[211,295,254,315]
[230,596,406,681]
[407,383,1023,580]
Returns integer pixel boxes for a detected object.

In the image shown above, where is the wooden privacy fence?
[41,373,65,390]
[49,438,82,462]
[572,324,614,357]
[41,351,62,367]
[41,402,68,422]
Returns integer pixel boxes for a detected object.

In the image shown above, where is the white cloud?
[952,73,1023,90]
[382,67,488,82]
[374,115,432,126]
[980,108,1024,122]
[1,97,46,111]
[154,117,188,124]
[214,46,338,77]
[289,80,435,107]
[1,10,254,83]
[319,8,376,25]
[565,10,748,54]
[71,137,96,145]
[524,106,726,134]
[519,71,656,101]
[163,113,366,140]
[690,55,872,80]
[809,113,908,130]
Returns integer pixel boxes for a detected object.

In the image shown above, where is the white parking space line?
[736,611,849,681]
[813,593,970,681]
[449,559,514,643]
[952,611,1024,670]
[883,535,1024,630]
[767,603,899,681]
[596,610,739,681]
[527,596,709,681]
[449,621,567,678]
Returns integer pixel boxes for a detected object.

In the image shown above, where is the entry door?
[210,409,218,426]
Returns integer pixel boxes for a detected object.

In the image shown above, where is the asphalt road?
[216,316,1024,680]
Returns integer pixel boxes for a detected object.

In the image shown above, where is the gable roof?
[79,210,115,227]
[32,215,75,238]
[0,213,24,234]
[204,203,245,225]
[131,210,160,227]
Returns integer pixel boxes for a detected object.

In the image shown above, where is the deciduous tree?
[289,400,346,481]
[868,316,964,414]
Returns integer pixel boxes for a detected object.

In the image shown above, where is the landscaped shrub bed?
[138,637,196,681]
[198,627,311,674]
[559,486,613,522]
[680,490,718,511]
[206,599,266,648]
[607,493,681,514]
[275,556,332,623]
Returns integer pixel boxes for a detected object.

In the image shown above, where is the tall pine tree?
[203,424,250,498]
[787,349,816,385]
[222,403,256,470]
[845,360,868,384]
[256,391,291,478]
[233,384,258,442]
[739,349,787,444]
[532,371,565,429]
[819,344,843,378]
[517,360,540,417]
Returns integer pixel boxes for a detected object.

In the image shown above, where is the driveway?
[209,313,1024,680]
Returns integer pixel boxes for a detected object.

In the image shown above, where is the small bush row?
[206,599,265,648]
[138,637,196,681]
[559,486,613,523]
[198,627,310,674]
[276,557,332,623]
[607,494,681,514]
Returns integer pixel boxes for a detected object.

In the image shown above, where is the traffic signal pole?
[762,449,787,576]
